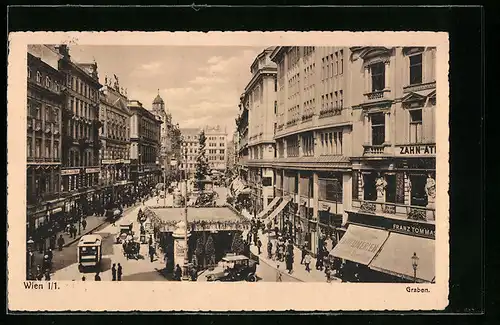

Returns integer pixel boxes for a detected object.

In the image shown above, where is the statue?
[375,174,387,196]
[104,75,108,86]
[425,174,436,200]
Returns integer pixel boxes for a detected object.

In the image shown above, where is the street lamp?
[411,252,419,283]
[182,141,190,280]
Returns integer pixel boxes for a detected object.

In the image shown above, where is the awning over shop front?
[257,197,280,219]
[368,232,435,283]
[330,225,389,266]
[264,197,291,223]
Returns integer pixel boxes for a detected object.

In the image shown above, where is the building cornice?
[270,46,290,63]
[244,67,277,93]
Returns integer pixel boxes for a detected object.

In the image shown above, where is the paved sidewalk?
[245,229,339,283]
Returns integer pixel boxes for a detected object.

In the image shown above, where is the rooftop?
[149,207,241,222]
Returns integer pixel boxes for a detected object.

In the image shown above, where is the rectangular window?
[371,62,386,92]
[409,109,423,144]
[318,178,343,203]
[409,53,423,85]
[335,52,339,75]
[27,138,32,158]
[352,171,359,200]
[45,142,51,158]
[35,139,41,158]
[410,174,428,207]
[339,50,344,74]
[339,90,344,109]
[371,113,385,145]
[363,172,377,201]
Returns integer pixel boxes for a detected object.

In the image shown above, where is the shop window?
[371,113,385,146]
[409,53,423,85]
[409,109,423,144]
[363,172,377,201]
[385,174,396,203]
[410,174,428,207]
[371,62,385,92]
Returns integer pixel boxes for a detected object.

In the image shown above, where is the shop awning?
[330,225,389,265]
[264,197,290,223]
[257,197,280,219]
[369,232,435,283]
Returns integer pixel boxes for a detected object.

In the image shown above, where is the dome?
[153,94,164,104]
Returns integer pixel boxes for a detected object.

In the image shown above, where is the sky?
[69,45,264,136]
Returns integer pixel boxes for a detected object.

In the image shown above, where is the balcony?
[34,119,42,132]
[286,118,299,128]
[403,81,436,94]
[301,112,314,122]
[363,89,391,102]
[44,122,52,134]
[53,123,60,135]
[363,144,392,156]
[353,199,435,222]
[27,157,61,163]
[319,106,342,119]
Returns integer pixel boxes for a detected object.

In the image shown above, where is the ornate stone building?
[57,45,103,217]
[98,75,133,206]
[128,99,162,193]
[26,45,65,235]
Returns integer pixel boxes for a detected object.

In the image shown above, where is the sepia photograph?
[8,31,449,311]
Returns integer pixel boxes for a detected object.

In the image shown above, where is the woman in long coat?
[285,250,294,274]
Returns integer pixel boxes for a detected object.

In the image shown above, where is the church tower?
[152,90,172,174]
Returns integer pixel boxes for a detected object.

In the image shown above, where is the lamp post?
[182,141,190,279]
[411,252,419,283]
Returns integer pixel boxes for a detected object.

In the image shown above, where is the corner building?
[239,47,278,214]
[338,46,436,283]
[268,46,353,255]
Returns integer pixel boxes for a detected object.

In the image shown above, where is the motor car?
[205,254,257,282]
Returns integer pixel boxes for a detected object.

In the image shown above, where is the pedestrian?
[94,272,101,281]
[49,235,56,250]
[57,234,65,251]
[117,263,123,281]
[35,265,43,281]
[276,264,282,282]
[257,239,262,255]
[46,248,53,263]
[111,263,117,281]
[44,270,51,281]
[149,245,155,263]
[301,245,307,264]
[286,252,294,274]
[174,264,182,281]
[148,235,153,247]
[267,240,273,259]
[82,218,87,230]
[316,249,324,271]
[304,252,311,272]
[81,275,86,281]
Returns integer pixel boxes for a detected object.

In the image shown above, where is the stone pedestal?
[426,198,435,221]
[172,221,191,273]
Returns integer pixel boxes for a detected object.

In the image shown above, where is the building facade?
[98,76,133,206]
[342,46,436,283]
[26,45,65,236]
[128,100,162,194]
[179,128,201,178]
[204,125,228,173]
[267,46,353,255]
[239,47,278,214]
[58,45,103,217]
[151,91,175,183]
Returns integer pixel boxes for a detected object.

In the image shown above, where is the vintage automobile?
[116,222,134,244]
[205,254,258,282]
